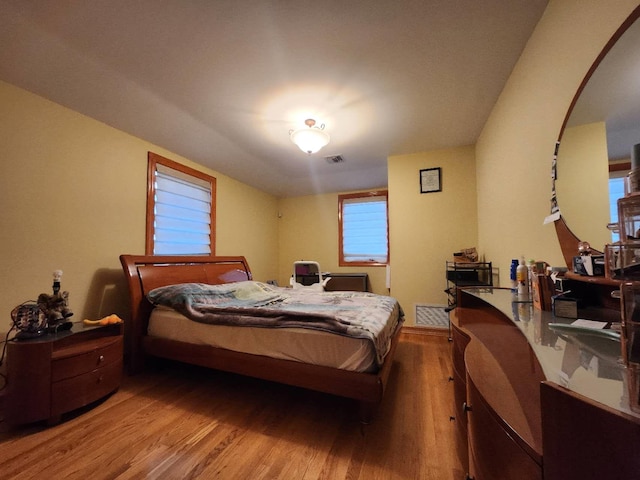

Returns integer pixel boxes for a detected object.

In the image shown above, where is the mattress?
[148,306,378,372]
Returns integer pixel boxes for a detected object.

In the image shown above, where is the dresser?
[293,272,370,292]
[324,273,369,292]
[5,322,123,425]
[451,288,640,480]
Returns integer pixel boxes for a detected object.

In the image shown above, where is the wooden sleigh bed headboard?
[119,255,252,371]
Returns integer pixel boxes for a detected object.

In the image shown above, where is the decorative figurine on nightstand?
[37,269,73,332]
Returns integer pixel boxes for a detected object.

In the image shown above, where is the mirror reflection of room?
[556,17,640,252]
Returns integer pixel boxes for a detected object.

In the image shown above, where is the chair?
[290,261,329,290]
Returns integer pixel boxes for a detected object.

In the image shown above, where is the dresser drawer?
[451,323,469,378]
[52,336,122,382]
[452,369,469,471]
[467,377,542,480]
[51,359,122,416]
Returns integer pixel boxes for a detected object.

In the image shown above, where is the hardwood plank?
[0,333,463,479]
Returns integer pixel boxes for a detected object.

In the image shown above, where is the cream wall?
[277,192,388,293]
[476,0,639,284]
[556,122,611,252]
[388,146,478,325]
[0,80,279,335]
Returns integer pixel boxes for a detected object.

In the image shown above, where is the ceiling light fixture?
[289,119,330,154]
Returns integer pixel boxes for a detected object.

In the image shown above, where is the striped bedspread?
[147,281,403,366]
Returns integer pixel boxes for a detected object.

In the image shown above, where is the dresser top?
[462,288,638,418]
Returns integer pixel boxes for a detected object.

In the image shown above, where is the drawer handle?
[465,475,475,480]
[97,375,103,384]
[97,355,105,364]
[462,402,472,413]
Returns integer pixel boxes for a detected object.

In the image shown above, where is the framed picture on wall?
[420,167,441,193]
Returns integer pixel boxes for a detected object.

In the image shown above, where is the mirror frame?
[555,6,640,270]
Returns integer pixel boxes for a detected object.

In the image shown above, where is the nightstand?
[5,321,123,425]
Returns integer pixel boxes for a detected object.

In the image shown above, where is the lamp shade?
[290,119,330,154]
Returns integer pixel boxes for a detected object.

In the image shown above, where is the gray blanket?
[147,281,403,366]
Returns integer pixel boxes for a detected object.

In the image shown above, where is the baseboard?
[401,325,448,337]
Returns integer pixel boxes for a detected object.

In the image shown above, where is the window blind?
[154,167,212,255]
[342,195,388,263]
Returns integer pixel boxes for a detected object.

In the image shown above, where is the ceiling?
[0,0,548,198]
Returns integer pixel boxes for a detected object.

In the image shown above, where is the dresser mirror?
[554,7,640,267]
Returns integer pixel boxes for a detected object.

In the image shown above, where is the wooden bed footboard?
[119,254,401,422]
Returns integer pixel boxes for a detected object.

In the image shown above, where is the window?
[146,152,216,255]
[609,175,626,242]
[339,191,389,266]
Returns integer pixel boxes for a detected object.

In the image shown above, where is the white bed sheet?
[148,306,378,372]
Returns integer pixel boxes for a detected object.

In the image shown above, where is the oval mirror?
[555,8,640,265]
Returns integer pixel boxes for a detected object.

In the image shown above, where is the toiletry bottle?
[527,259,536,295]
[510,259,518,292]
[517,256,529,298]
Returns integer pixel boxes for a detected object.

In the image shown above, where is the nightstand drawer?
[52,336,122,382]
[51,359,122,416]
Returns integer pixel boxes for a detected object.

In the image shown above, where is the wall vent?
[415,304,449,328]
[324,154,345,164]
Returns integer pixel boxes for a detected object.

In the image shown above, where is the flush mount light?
[289,119,330,154]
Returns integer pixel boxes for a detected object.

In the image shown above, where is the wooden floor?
[0,331,463,480]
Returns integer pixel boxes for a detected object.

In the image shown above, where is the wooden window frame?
[338,190,389,267]
[146,152,216,255]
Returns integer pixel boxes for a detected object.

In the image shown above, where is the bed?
[119,254,403,422]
